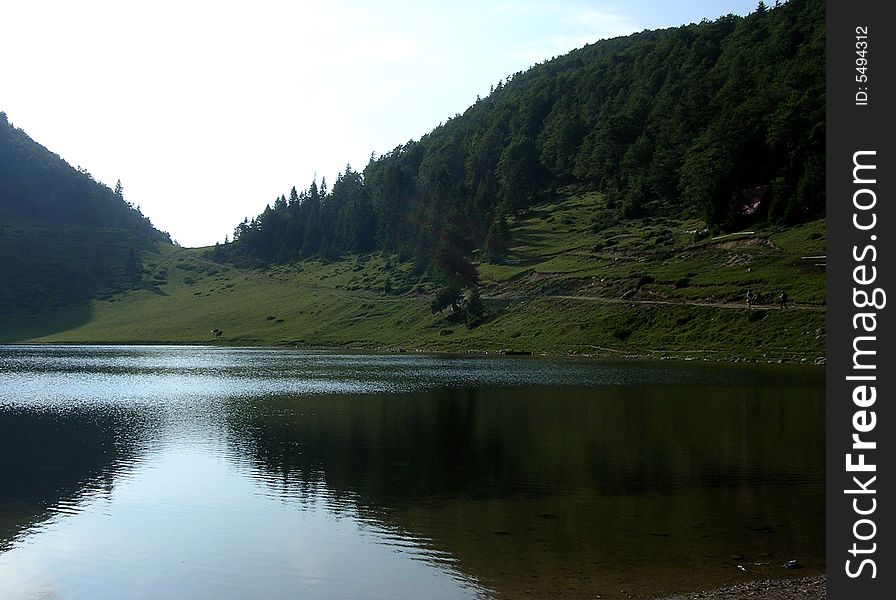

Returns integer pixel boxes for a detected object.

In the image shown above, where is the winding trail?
[171,247,825,312]
[554,294,825,311]
[486,292,826,311]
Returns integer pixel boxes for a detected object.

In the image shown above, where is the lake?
[0,345,824,599]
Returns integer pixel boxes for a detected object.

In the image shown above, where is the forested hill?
[0,113,171,337]
[231,0,823,272]
[0,112,168,240]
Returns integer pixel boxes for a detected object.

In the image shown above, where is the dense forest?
[229,0,823,283]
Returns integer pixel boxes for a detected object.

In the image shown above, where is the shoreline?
[0,339,827,366]
[659,575,825,599]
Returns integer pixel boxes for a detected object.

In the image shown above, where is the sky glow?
[2,0,760,247]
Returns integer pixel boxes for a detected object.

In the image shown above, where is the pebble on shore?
[659,575,825,600]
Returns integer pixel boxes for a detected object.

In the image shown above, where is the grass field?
[7,192,826,362]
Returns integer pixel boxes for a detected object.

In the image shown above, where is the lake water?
[0,345,824,599]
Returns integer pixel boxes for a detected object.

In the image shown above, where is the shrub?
[748,309,767,323]
[613,328,632,341]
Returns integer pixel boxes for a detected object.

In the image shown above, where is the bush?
[430,285,462,313]
[465,287,485,327]
[748,309,767,323]
[637,274,655,286]
[613,328,632,341]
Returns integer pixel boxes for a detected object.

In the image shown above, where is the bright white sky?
[2,0,760,247]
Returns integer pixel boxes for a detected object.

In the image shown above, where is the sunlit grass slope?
[23,192,826,362]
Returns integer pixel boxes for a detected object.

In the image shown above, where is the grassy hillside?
[16,192,825,363]
[0,219,162,340]
[2,2,826,361]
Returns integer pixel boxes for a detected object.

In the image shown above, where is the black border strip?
[826,1,894,597]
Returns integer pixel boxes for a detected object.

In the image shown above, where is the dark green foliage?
[429,207,480,315]
[613,328,633,341]
[231,165,377,264]
[232,0,823,270]
[0,220,161,338]
[497,135,543,209]
[431,208,480,290]
[430,284,463,314]
[748,309,768,322]
[465,287,485,327]
[484,211,510,258]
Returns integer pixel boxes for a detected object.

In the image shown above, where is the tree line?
[229,0,824,281]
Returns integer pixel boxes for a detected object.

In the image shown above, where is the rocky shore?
[660,575,825,599]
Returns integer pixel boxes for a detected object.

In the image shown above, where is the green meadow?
[14,192,826,362]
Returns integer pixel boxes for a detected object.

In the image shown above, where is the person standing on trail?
[778,290,788,308]
[746,289,756,309]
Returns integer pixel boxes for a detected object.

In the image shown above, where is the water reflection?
[0,346,824,599]
[227,386,824,597]
[0,407,149,551]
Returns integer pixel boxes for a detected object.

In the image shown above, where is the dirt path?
[556,294,825,311]
[173,247,825,313]
[488,292,825,312]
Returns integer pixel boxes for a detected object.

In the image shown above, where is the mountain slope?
[0,112,172,341]
[230,0,824,271]
[2,0,827,356]
[23,191,826,362]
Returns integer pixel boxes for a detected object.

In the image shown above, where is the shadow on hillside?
[0,224,164,342]
[0,303,93,343]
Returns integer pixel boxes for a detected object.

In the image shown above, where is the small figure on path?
[746,289,757,309]
[778,290,788,309]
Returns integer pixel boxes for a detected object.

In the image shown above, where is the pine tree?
[484,211,510,258]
